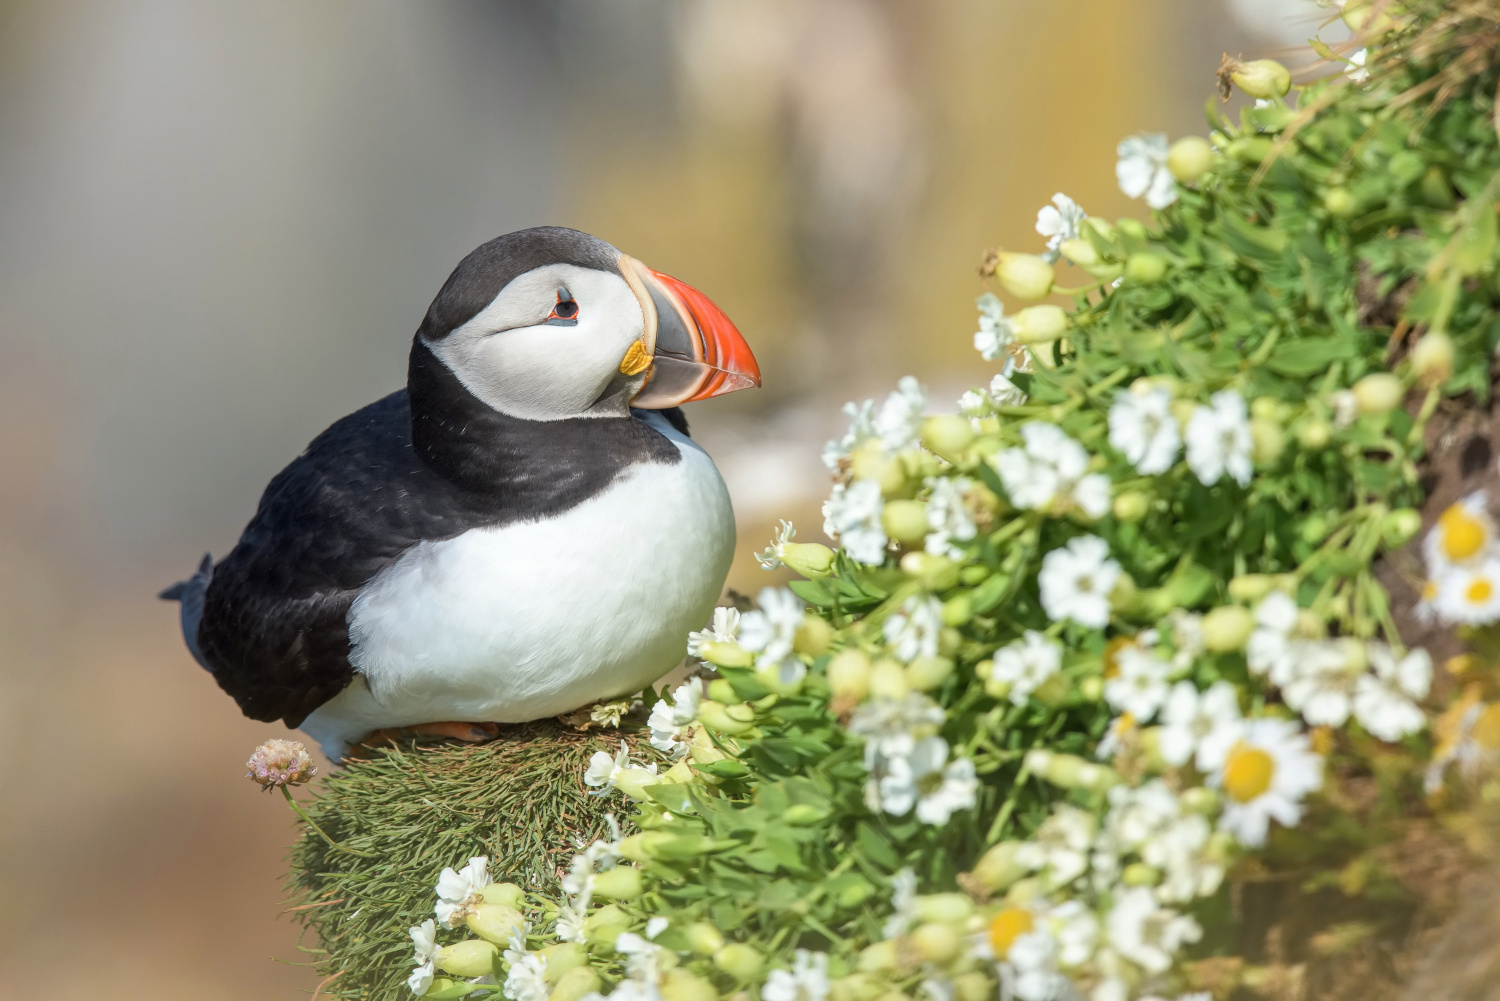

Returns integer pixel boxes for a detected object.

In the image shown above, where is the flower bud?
[660,760,698,785]
[1012,305,1068,344]
[1112,491,1150,523]
[662,968,719,1001]
[428,978,484,1000]
[1227,136,1273,163]
[882,500,931,545]
[858,940,899,974]
[916,893,975,923]
[550,966,604,1001]
[698,641,753,669]
[994,252,1055,300]
[1227,574,1276,603]
[783,803,828,826]
[1324,187,1357,217]
[906,655,955,692]
[615,767,662,802]
[952,972,994,1001]
[869,658,911,700]
[686,922,725,956]
[1202,606,1254,652]
[1180,786,1221,816]
[1231,58,1291,99]
[782,542,836,579]
[591,866,644,900]
[1352,373,1404,415]
[827,649,873,702]
[245,738,316,789]
[900,551,960,590]
[1382,508,1422,548]
[982,676,1012,701]
[831,974,886,1001]
[1121,863,1160,887]
[698,701,756,736]
[971,841,1025,892]
[540,943,589,984]
[1125,253,1168,284]
[1342,2,1396,34]
[480,882,525,908]
[1058,238,1101,268]
[850,444,908,497]
[911,922,963,964]
[1411,332,1455,388]
[437,939,501,977]
[1297,419,1332,449]
[794,615,834,657]
[1168,136,1214,183]
[922,416,975,462]
[714,944,765,982]
[1248,417,1286,465]
[1250,396,1289,421]
[467,902,525,945]
[583,905,632,949]
[617,832,659,863]
[705,679,737,703]
[1079,676,1104,701]
[942,594,972,626]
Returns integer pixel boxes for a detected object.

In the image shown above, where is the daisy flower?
[821,399,877,472]
[1424,492,1495,570]
[823,479,888,565]
[1116,133,1177,209]
[1157,680,1243,771]
[884,595,945,663]
[1353,643,1431,742]
[434,856,492,928]
[877,737,978,824]
[1035,192,1086,262]
[1103,645,1172,721]
[1105,887,1202,975]
[1108,387,1180,474]
[993,422,1111,519]
[990,631,1063,705]
[762,950,831,1001]
[1038,535,1121,628]
[687,606,740,657]
[1212,718,1323,847]
[408,918,441,995]
[975,293,1019,361]
[1433,558,1500,625]
[1185,389,1253,486]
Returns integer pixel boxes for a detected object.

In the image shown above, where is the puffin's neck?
[406,338,679,498]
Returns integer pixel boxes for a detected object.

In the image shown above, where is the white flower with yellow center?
[1212,718,1323,847]
[1116,133,1177,209]
[1104,645,1172,721]
[991,631,1063,705]
[1433,558,1500,625]
[1353,643,1431,742]
[822,399,877,472]
[823,479,888,565]
[994,422,1111,519]
[1185,389,1253,487]
[1035,192,1087,262]
[763,950,831,1001]
[1039,534,1121,628]
[1426,492,1496,571]
[975,293,1019,362]
[1109,387,1181,475]
[1158,680,1243,772]
[687,606,740,657]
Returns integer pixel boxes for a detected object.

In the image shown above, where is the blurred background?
[0,0,1343,996]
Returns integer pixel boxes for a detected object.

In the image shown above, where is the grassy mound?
[286,723,640,999]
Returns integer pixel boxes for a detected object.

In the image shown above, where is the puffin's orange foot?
[360,721,501,747]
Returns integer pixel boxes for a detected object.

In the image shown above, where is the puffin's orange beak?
[620,256,761,409]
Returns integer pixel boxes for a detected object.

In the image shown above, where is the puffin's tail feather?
[160,554,214,671]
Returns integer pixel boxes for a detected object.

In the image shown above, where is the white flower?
[1346,47,1369,83]
[1212,718,1324,848]
[991,631,1063,705]
[1104,645,1172,721]
[1158,680,1243,772]
[883,868,919,939]
[1149,814,1224,903]
[1041,900,1099,968]
[1100,780,1181,855]
[1166,609,1205,670]
[1433,558,1500,625]
[434,856,492,928]
[739,587,806,663]
[584,743,632,794]
[1247,591,1299,683]
[762,950,830,1001]
[1116,133,1177,209]
[1184,390,1253,487]
[848,692,946,768]
[1002,930,1072,1001]
[975,293,1019,362]
[1105,887,1201,975]
[822,399,877,472]
[648,678,704,759]
[1424,492,1496,571]
[875,377,928,453]
[687,606,740,656]
[1281,640,1356,727]
[1039,535,1121,629]
[756,520,798,570]
[1017,804,1095,887]
[885,595,945,663]
[958,390,990,417]
[878,737,978,824]
[990,372,1028,406]
[504,927,549,1001]
[409,918,441,996]
[1036,192,1087,262]
[1329,389,1358,429]
[824,479,888,565]
[1108,388,1180,474]
[1096,713,1136,760]
[1354,644,1431,742]
[617,931,667,985]
[993,423,1111,519]
[925,476,978,558]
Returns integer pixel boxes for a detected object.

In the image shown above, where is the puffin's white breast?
[298,416,734,758]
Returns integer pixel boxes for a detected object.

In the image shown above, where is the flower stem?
[282,785,374,857]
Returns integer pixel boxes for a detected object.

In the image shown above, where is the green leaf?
[1265,336,1356,377]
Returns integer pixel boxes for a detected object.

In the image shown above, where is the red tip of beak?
[649,269,761,401]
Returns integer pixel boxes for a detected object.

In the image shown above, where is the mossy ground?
[286,722,642,999]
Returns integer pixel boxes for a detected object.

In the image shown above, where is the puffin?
[162,227,759,759]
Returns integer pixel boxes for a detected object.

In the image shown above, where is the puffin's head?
[416,227,760,421]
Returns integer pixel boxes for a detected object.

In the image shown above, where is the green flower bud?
[783,803,828,826]
[659,760,697,785]
[1297,419,1332,449]
[1125,252,1168,284]
[698,700,756,736]
[467,902,525,946]
[1012,305,1069,344]
[982,676,1012,700]
[794,615,834,657]
[1079,676,1104,701]
[869,658,911,700]
[882,500,931,544]
[858,940,899,974]
[1231,58,1291,99]
[1084,216,1119,243]
[831,974,886,1001]
[1382,508,1422,548]
[1342,1,1396,34]
[428,978,485,1000]
[1202,606,1254,652]
[480,882,526,908]
[698,641,753,669]
[1121,863,1161,887]
[1116,217,1148,242]
[994,252,1055,300]
[939,627,963,657]
[960,563,991,585]
[541,943,590,984]
[1058,237,1101,268]
[942,594,972,626]
[1411,332,1455,388]
[584,906,631,949]
[591,866,643,900]
[1112,491,1150,523]
[686,922,725,956]
[905,655,954,692]
[1227,136,1273,163]
[922,415,975,461]
[1031,671,1071,707]
[618,832,660,863]
[781,542,835,579]
[850,443,908,497]
[705,678,737,703]
[911,922,963,964]
[1324,187,1357,217]
[837,878,874,907]
[438,939,501,977]
[1352,373,1404,415]
[916,892,974,923]
[1227,574,1276,603]
[1180,786,1221,816]
[899,551,960,590]
[952,972,994,1001]
[972,841,1025,892]
[550,966,604,1001]
[615,767,663,802]
[827,648,873,702]
[1249,396,1290,421]
[662,968,719,1001]
[1249,417,1286,464]
[1167,135,1214,183]
[713,943,765,982]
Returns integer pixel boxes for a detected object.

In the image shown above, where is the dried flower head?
[245,738,316,789]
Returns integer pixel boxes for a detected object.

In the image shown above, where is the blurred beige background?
[0,0,1338,996]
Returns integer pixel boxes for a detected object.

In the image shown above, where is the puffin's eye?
[546,288,580,325]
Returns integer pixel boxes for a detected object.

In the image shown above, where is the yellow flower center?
[1222,744,1276,803]
[1439,506,1487,561]
[988,908,1035,958]
[1421,580,1439,602]
[1103,636,1134,679]
[1468,578,1495,605]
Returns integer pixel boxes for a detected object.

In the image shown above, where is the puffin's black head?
[416,226,759,421]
